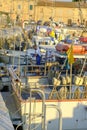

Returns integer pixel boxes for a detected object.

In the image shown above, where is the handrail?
[29,89,46,130]
[13,88,46,130]
[45,104,62,130]
[23,64,46,76]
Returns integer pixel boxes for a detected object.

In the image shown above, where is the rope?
[57,57,67,79]
[79,55,87,77]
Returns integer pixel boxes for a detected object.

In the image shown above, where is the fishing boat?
[0,63,10,91]
[1,0,87,130]
[1,17,87,130]
[7,50,87,130]
[79,31,87,43]
[55,43,87,55]
[79,37,87,43]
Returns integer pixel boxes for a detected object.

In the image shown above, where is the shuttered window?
[30,5,33,10]
[18,5,21,9]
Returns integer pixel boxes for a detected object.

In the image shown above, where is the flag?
[66,45,74,64]
[49,30,55,38]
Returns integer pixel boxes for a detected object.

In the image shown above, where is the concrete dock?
[0,92,14,130]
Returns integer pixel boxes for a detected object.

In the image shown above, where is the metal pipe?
[28,89,32,130]
[45,104,62,130]
[30,89,45,130]
[16,121,24,130]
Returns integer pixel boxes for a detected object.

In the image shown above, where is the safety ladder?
[23,89,46,130]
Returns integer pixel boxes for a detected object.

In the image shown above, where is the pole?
[70,63,72,99]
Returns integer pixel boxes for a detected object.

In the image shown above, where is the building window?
[18,5,21,10]
[29,5,33,10]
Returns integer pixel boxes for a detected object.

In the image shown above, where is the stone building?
[0,0,87,26]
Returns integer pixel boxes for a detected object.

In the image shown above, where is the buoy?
[74,76,84,86]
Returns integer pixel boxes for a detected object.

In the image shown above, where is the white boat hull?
[19,99,87,130]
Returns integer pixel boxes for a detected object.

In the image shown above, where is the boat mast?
[78,0,83,25]
[78,0,87,31]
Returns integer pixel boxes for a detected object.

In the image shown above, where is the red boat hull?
[79,37,87,42]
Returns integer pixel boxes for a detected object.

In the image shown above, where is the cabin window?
[29,5,33,10]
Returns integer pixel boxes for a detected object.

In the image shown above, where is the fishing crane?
[78,0,87,31]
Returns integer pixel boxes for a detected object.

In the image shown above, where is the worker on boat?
[33,44,41,65]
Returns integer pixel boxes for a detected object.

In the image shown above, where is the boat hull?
[79,37,87,42]
[18,99,87,130]
[56,43,87,54]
